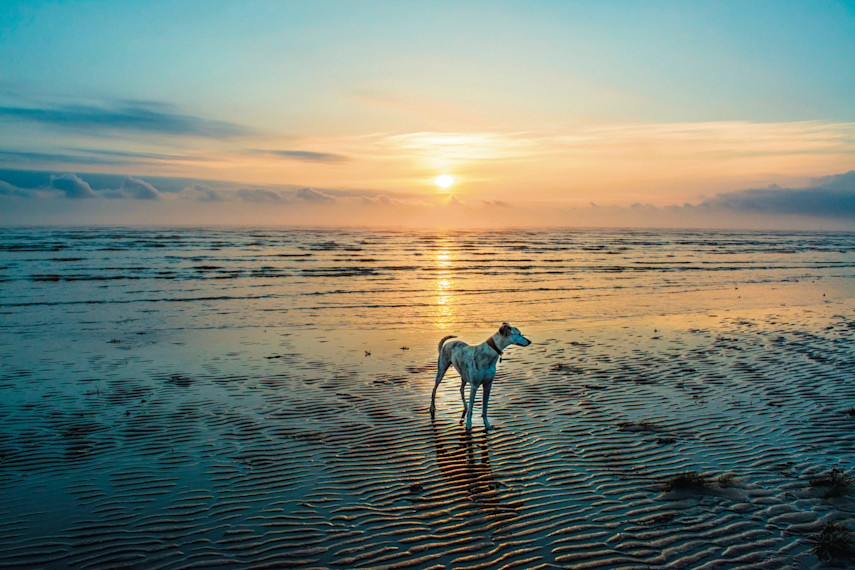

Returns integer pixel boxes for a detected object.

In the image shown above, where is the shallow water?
[1,228,854,568]
[2,227,853,332]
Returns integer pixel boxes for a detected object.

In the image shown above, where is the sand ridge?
[1,304,854,568]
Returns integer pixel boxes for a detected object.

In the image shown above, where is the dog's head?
[499,322,531,346]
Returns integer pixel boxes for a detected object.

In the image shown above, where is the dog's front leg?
[481,379,493,429]
[465,383,478,431]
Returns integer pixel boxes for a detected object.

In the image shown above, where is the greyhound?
[430,323,531,431]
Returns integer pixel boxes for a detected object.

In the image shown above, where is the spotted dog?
[430,323,531,431]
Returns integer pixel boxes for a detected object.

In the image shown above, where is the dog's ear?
[499,323,512,336]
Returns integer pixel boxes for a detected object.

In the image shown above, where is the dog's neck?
[486,335,503,356]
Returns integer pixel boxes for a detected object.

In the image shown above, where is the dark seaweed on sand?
[809,469,853,498]
[551,362,584,374]
[813,520,854,561]
[166,374,193,387]
[664,471,711,492]
[617,420,661,432]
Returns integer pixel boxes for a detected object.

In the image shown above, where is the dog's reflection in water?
[430,419,513,514]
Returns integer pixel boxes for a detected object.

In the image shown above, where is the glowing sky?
[1,1,854,227]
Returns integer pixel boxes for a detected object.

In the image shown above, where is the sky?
[1,0,854,228]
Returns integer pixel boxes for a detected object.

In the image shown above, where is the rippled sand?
[2,304,855,568]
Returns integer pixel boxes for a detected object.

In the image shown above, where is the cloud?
[50,173,96,199]
[119,176,161,200]
[443,195,464,206]
[184,183,223,202]
[379,132,532,162]
[369,194,392,205]
[261,149,349,163]
[810,170,855,192]
[4,164,853,229]
[73,147,206,163]
[295,187,335,202]
[699,170,855,218]
[0,180,34,198]
[0,149,133,166]
[237,188,287,202]
[0,101,249,138]
[41,172,162,200]
[0,168,192,194]
[0,147,208,171]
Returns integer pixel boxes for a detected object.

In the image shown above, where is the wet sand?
[2,301,854,568]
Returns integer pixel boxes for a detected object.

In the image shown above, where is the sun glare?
[434,246,456,329]
[434,174,454,189]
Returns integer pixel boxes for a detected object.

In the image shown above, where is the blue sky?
[1,0,854,227]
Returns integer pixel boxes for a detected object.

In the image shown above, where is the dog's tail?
[438,335,457,352]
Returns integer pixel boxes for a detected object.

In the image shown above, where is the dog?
[430,323,531,431]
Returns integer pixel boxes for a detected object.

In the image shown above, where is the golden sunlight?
[434,174,455,189]
[434,246,457,329]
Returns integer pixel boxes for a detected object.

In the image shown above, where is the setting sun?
[434,174,455,189]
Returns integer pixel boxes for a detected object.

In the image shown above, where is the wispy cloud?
[0,150,135,166]
[259,149,349,163]
[557,121,855,158]
[73,148,208,162]
[0,101,250,137]
[371,121,855,162]
[0,148,208,171]
[375,131,534,163]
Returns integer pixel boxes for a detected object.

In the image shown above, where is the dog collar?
[486,336,502,356]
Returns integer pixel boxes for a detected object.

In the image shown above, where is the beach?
[1,228,854,568]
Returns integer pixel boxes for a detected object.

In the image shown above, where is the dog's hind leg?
[430,336,457,417]
[430,354,451,417]
[459,379,468,418]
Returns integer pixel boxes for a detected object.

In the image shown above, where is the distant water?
[1,227,854,335]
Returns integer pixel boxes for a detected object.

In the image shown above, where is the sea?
[2,227,854,333]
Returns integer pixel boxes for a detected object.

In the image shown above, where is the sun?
[434,174,455,189]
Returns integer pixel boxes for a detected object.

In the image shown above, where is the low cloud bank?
[1,169,854,229]
[117,177,161,200]
[50,173,96,199]
[698,171,855,218]
[295,187,335,202]
[3,172,163,201]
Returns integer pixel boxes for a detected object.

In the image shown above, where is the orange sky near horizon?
[36,120,853,208]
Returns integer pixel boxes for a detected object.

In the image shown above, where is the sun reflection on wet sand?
[434,246,457,329]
